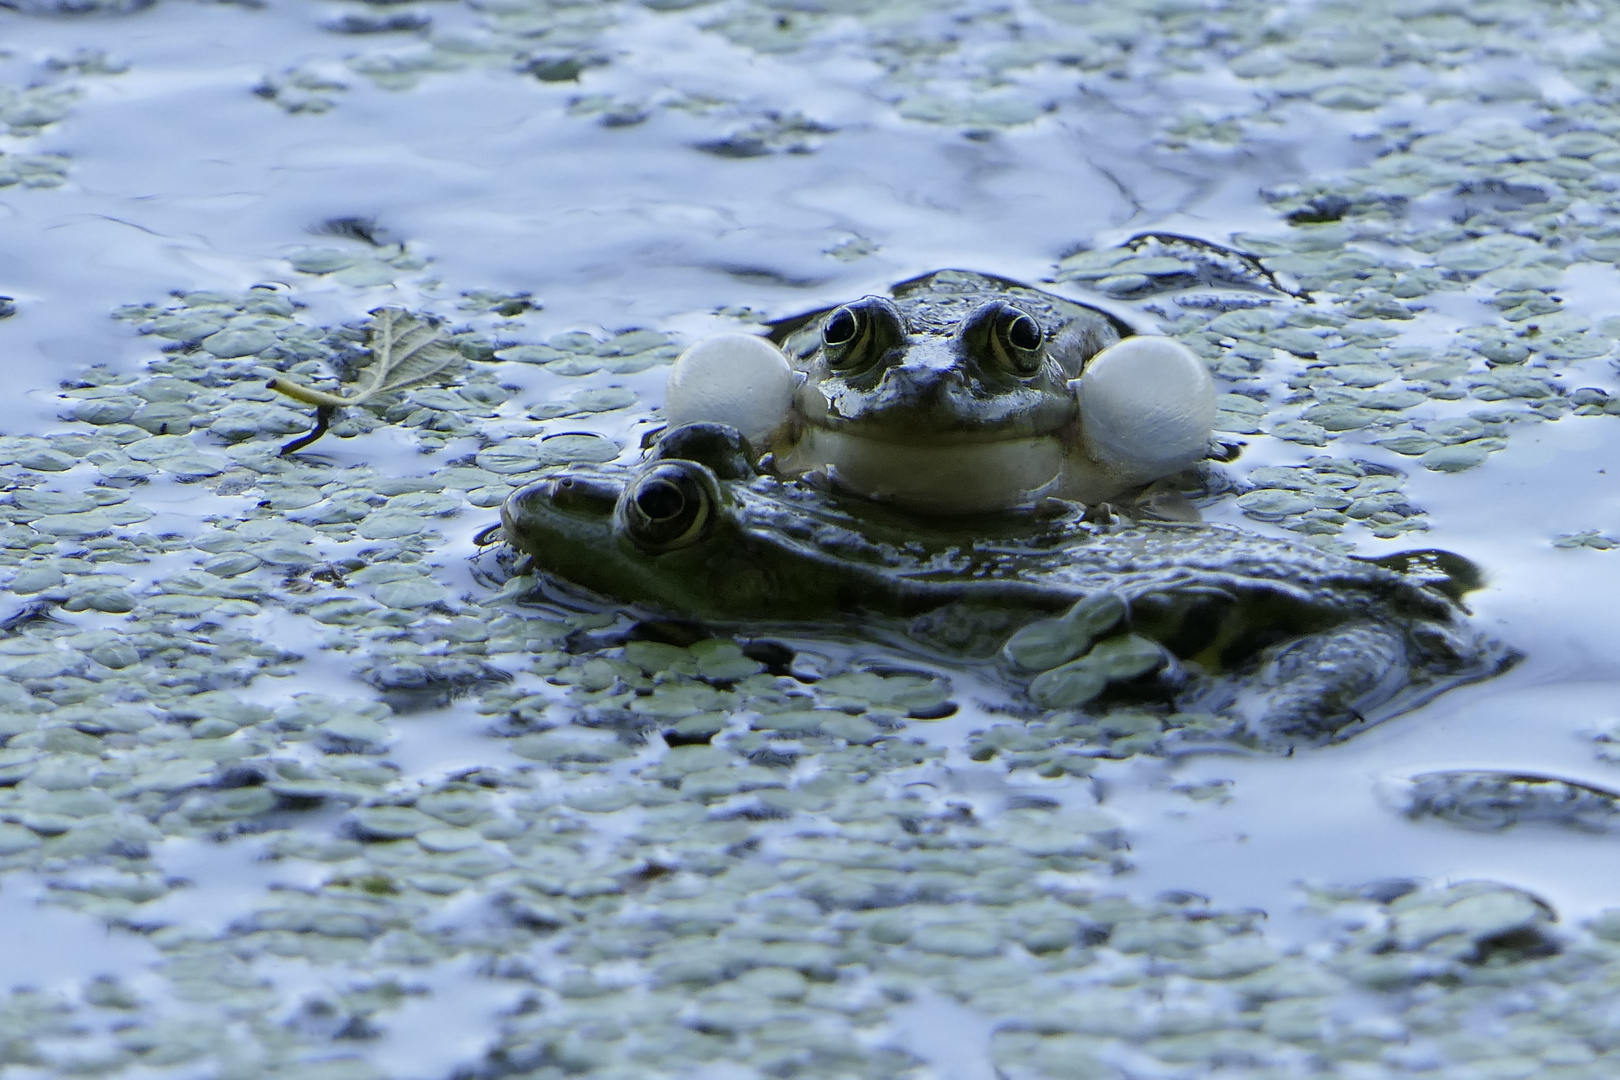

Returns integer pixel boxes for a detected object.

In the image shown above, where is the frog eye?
[820,297,906,373]
[990,306,1044,375]
[617,462,717,552]
[823,307,859,347]
[1005,310,1042,351]
[962,301,1046,378]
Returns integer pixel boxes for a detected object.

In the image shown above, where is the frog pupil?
[1008,313,1040,351]
[636,480,685,520]
[823,307,858,346]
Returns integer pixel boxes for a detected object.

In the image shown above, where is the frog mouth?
[780,427,1064,514]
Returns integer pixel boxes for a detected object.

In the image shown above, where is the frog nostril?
[887,364,947,397]
[548,475,622,515]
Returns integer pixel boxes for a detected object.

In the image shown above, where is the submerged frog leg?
[1233,620,1412,748]
[1392,770,1620,833]
[1125,481,1201,522]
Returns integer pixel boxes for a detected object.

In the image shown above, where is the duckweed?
[13,1,1620,1076]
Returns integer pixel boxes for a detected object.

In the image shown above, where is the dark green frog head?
[500,423,971,620]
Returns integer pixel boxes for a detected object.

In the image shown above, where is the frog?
[499,422,1516,750]
[663,270,1217,515]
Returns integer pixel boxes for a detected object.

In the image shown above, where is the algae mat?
[5,1,1620,1077]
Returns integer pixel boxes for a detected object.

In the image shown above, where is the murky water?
[4,0,1620,1077]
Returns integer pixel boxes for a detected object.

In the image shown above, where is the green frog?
[500,423,1514,750]
[663,271,1217,514]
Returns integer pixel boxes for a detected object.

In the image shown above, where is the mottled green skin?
[770,269,1128,443]
[501,426,1514,748]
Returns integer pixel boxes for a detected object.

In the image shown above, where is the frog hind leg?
[1227,615,1519,750]
[1234,620,1413,749]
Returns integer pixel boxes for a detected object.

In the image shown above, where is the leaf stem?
[267,377,349,409]
[280,404,336,455]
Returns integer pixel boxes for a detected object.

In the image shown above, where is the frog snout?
[879,359,965,405]
[519,474,621,519]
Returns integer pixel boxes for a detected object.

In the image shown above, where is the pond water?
[4,1,1620,1077]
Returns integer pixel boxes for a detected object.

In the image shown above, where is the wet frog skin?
[501,423,1515,750]
[666,270,1217,514]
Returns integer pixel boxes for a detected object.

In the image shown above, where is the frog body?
[665,270,1216,514]
[501,423,1514,749]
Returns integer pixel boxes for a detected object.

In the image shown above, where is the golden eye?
[992,306,1044,375]
[1005,310,1042,351]
[820,297,905,373]
[616,462,717,552]
[962,301,1046,379]
[823,306,858,348]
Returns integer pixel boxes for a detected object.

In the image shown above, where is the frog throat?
[779,427,1063,514]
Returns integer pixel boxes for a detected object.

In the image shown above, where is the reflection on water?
[2,0,1620,1076]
